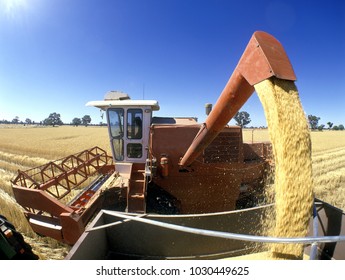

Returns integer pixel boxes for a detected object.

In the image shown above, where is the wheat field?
[0,125,344,259]
[0,125,111,259]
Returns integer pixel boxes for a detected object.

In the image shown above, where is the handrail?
[85,213,147,232]
[100,210,345,245]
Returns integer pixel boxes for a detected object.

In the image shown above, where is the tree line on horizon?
[233,112,344,131]
[1,111,344,131]
[307,115,344,131]
[0,112,103,127]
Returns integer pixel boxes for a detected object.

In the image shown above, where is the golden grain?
[243,128,345,212]
[255,77,314,259]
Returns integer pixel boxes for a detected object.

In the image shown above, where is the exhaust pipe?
[179,31,296,167]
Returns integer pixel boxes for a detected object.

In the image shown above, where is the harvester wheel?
[0,215,39,260]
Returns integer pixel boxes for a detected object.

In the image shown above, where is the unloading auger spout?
[179,31,297,167]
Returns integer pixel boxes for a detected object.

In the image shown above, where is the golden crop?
[0,125,111,259]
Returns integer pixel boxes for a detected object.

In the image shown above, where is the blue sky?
[0,0,344,126]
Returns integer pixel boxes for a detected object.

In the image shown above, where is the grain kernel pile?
[254,77,314,259]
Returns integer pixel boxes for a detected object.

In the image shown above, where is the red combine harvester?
[11,31,345,260]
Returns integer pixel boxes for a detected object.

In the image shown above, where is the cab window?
[108,108,124,161]
[127,109,143,139]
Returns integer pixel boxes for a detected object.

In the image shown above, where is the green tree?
[338,124,344,131]
[72,117,82,126]
[308,115,320,130]
[234,111,251,128]
[43,112,63,127]
[12,116,19,124]
[327,122,333,130]
[82,115,91,126]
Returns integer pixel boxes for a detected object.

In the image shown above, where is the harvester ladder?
[127,163,146,213]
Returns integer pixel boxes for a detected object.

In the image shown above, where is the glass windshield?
[108,108,124,138]
[108,108,124,161]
